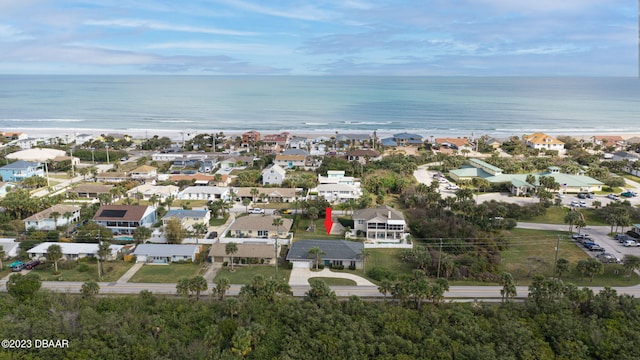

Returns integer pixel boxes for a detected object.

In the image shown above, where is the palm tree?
[0,247,5,269]
[360,248,370,272]
[214,277,231,300]
[50,211,60,229]
[225,242,238,272]
[192,223,208,245]
[378,279,393,302]
[250,188,259,203]
[242,198,251,213]
[46,244,63,273]
[97,241,111,279]
[272,217,284,278]
[133,226,152,244]
[63,211,73,236]
[308,246,326,270]
[81,281,100,299]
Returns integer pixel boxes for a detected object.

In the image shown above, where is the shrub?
[222,261,228,267]
[317,264,325,270]
[77,263,90,272]
[368,267,396,281]
[348,265,356,271]
[286,262,294,270]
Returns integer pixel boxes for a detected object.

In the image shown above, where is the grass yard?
[523,206,608,226]
[309,277,356,286]
[213,265,291,284]
[292,217,344,240]
[33,261,133,282]
[129,263,205,283]
[500,228,640,286]
[364,248,415,280]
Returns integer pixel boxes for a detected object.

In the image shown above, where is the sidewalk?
[203,262,222,282]
[116,262,143,283]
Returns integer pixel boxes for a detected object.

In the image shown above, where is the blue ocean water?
[0,76,638,137]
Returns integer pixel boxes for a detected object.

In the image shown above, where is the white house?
[262,164,286,185]
[178,186,230,201]
[352,205,409,244]
[132,244,201,263]
[523,133,565,152]
[0,238,20,258]
[23,204,81,231]
[162,209,210,231]
[311,183,362,204]
[130,165,158,181]
[127,184,179,202]
[28,242,124,261]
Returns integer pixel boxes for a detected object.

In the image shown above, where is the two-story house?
[0,160,45,182]
[92,205,157,236]
[162,209,210,231]
[352,205,409,244]
[262,164,286,185]
[523,133,565,152]
[23,204,81,231]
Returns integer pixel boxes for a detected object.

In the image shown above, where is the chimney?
[388,210,391,219]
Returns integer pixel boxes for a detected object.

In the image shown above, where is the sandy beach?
[6,127,640,144]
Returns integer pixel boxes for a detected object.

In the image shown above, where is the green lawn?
[523,206,608,226]
[209,216,229,226]
[213,265,291,284]
[33,261,133,282]
[292,218,345,240]
[129,263,204,283]
[500,228,640,286]
[308,277,356,286]
[364,248,415,280]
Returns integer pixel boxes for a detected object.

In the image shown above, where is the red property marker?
[324,207,333,234]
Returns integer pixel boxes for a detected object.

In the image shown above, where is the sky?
[0,0,636,75]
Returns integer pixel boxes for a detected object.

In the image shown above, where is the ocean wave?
[157,120,195,123]
[343,121,393,125]
[304,122,329,126]
[0,118,84,123]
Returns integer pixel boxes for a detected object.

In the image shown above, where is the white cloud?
[217,0,334,21]
[145,41,289,55]
[85,19,259,36]
[0,25,33,42]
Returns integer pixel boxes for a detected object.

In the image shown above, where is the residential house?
[274,154,307,169]
[28,242,124,261]
[286,240,364,269]
[435,137,474,152]
[127,184,179,202]
[130,165,158,181]
[593,135,625,151]
[95,172,130,183]
[23,204,81,231]
[345,149,381,164]
[1,131,27,142]
[282,148,309,156]
[132,244,201,263]
[178,186,230,201]
[75,133,94,144]
[226,214,293,240]
[352,205,409,244]
[288,136,310,150]
[262,164,287,186]
[241,130,260,148]
[0,160,45,182]
[92,205,157,235]
[318,170,358,185]
[219,156,254,168]
[337,133,372,148]
[263,132,290,148]
[523,133,565,152]
[312,183,362,204]
[209,243,275,264]
[380,133,423,147]
[162,209,210,231]
[235,187,297,203]
[0,238,20,258]
[67,183,113,199]
[169,174,230,187]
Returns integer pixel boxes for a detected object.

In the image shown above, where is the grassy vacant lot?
[500,228,640,286]
[524,206,608,226]
[34,261,133,282]
[292,217,344,240]
[129,263,204,283]
[213,265,291,284]
[366,248,415,277]
[309,277,356,286]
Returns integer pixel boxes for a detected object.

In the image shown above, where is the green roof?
[469,158,503,173]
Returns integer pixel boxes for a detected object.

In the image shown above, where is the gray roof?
[353,205,405,222]
[133,244,200,257]
[0,160,40,170]
[282,149,309,156]
[286,240,363,261]
[162,209,208,220]
[209,243,274,258]
[228,215,293,232]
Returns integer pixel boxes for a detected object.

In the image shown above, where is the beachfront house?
[23,204,81,231]
[523,133,565,152]
[92,205,157,236]
[380,133,423,147]
[0,160,45,182]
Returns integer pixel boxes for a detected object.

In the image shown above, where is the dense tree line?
[1,281,639,359]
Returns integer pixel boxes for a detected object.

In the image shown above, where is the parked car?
[617,235,631,243]
[579,201,587,207]
[24,260,41,269]
[11,263,26,272]
[607,194,620,200]
[577,193,586,199]
[206,231,218,239]
[623,240,639,247]
[445,184,460,190]
[279,209,293,214]
[597,253,622,264]
[248,208,265,214]
[570,201,579,207]
[582,240,596,248]
[621,191,637,198]
[571,233,590,240]
[588,244,605,252]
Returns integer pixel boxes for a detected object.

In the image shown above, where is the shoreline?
[5,127,640,143]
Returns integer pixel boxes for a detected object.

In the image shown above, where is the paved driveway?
[289,267,376,286]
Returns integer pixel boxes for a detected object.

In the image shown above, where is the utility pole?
[274,236,279,280]
[70,147,75,177]
[551,235,560,279]
[437,238,443,279]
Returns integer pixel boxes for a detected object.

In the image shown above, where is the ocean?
[0,76,638,138]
